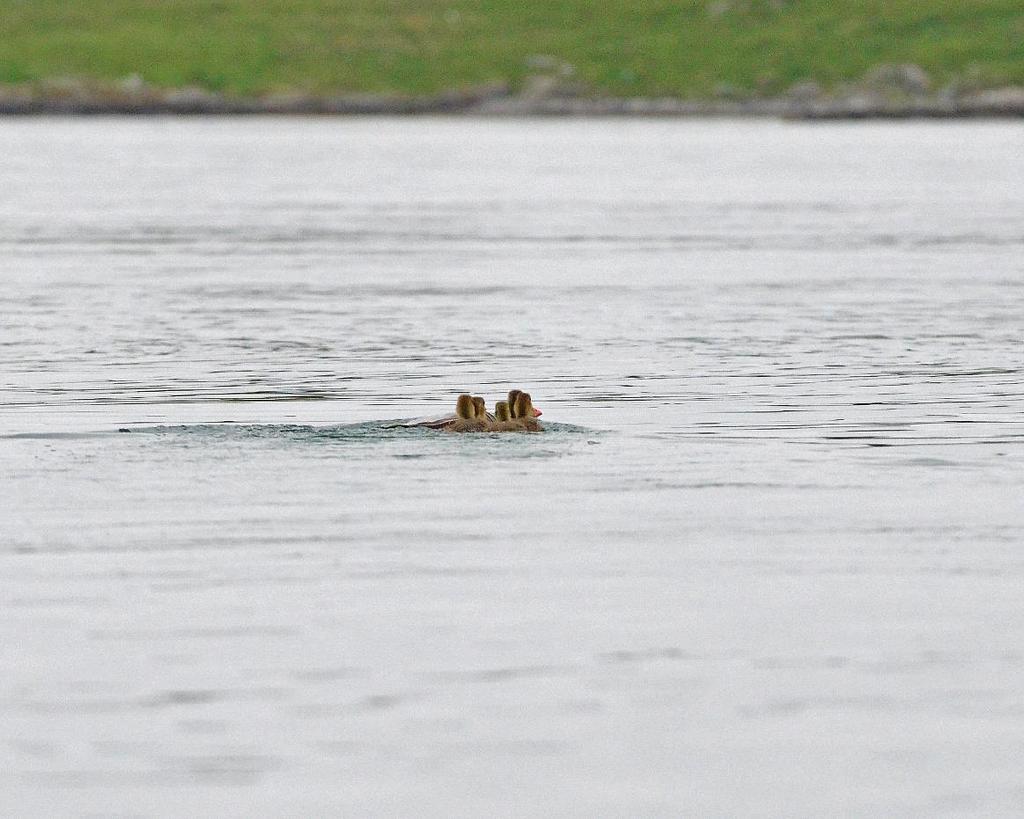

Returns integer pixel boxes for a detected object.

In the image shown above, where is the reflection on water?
[2,119,1024,815]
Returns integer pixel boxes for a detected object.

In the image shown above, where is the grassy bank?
[2,0,1023,99]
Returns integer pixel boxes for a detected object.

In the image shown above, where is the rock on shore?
[2,65,1022,118]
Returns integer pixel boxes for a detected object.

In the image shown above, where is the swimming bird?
[507,388,542,419]
[488,400,521,432]
[445,393,488,433]
[396,390,534,429]
[511,392,543,432]
[485,392,542,432]
[398,392,490,428]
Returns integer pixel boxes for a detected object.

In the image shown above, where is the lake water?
[2,117,1023,816]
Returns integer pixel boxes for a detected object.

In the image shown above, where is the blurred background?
[3,0,1024,114]
[3,3,1024,817]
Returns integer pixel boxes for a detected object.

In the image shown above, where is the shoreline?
[3,85,1024,119]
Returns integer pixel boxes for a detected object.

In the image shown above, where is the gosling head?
[507,389,523,418]
[513,391,535,420]
[455,394,475,419]
[494,401,511,422]
[472,396,487,419]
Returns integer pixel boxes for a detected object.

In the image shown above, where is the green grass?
[2,0,1023,97]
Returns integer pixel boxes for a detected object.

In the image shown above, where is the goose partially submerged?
[479,394,543,433]
[507,389,542,419]
[510,391,543,432]
[488,400,518,432]
[445,393,488,433]
[399,387,543,431]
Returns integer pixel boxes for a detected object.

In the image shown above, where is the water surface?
[2,118,1023,816]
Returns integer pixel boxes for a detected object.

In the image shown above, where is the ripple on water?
[4,119,1024,816]
[122,420,597,444]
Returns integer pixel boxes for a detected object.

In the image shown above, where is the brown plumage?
[512,392,543,431]
[488,400,522,432]
[485,392,543,432]
[508,387,542,419]
[445,393,487,433]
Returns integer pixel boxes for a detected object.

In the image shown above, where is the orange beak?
[533,407,542,417]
